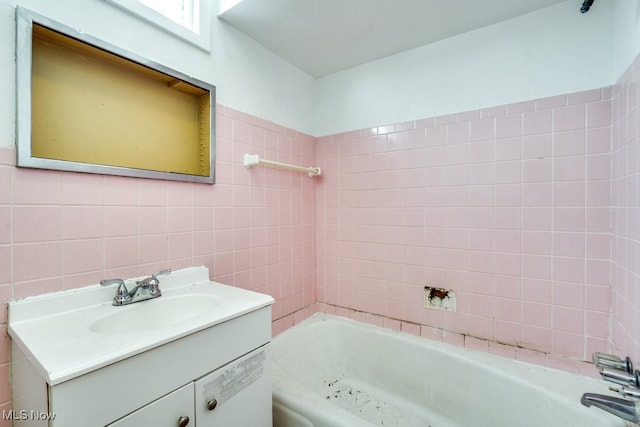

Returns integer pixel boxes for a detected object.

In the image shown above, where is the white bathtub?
[271,314,632,427]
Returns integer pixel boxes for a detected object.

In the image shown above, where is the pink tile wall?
[611,54,640,363]
[0,104,317,419]
[1,70,635,419]
[316,87,613,374]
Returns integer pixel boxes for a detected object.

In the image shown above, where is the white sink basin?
[90,294,219,334]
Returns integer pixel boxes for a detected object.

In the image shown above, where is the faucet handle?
[152,269,171,279]
[100,278,131,305]
[594,352,634,373]
[600,367,640,387]
[100,278,125,287]
[100,278,128,293]
[135,269,170,298]
[137,269,171,286]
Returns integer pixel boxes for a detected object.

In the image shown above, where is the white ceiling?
[218,0,571,78]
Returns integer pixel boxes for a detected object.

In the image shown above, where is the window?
[137,0,198,32]
[104,0,211,51]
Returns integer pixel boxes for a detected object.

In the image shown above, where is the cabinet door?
[195,345,272,427]
[107,383,195,427]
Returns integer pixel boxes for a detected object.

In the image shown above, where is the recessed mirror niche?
[16,7,216,184]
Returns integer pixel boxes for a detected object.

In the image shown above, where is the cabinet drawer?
[107,384,194,427]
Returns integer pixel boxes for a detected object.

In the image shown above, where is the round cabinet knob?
[207,399,218,411]
[177,416,190,427]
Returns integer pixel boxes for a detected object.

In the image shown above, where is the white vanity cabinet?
[9,267,275,427]
[108,345,271,427]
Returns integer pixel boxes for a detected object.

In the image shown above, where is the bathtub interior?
[271,314,630,427]
[271,320,452,426]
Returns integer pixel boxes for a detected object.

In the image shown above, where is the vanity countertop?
[8,267,274,385]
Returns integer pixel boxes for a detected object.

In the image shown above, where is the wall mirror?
[16,7,216,184]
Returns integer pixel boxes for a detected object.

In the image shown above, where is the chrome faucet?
[101,269,171,306]
[581,393,640,423]
[582,351,640,423]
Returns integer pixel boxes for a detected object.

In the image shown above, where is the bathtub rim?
[271,312,629,427]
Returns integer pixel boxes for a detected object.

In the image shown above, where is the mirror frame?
[15,6,216,184]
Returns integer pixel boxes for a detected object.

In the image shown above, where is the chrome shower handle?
[594,352,633,374]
